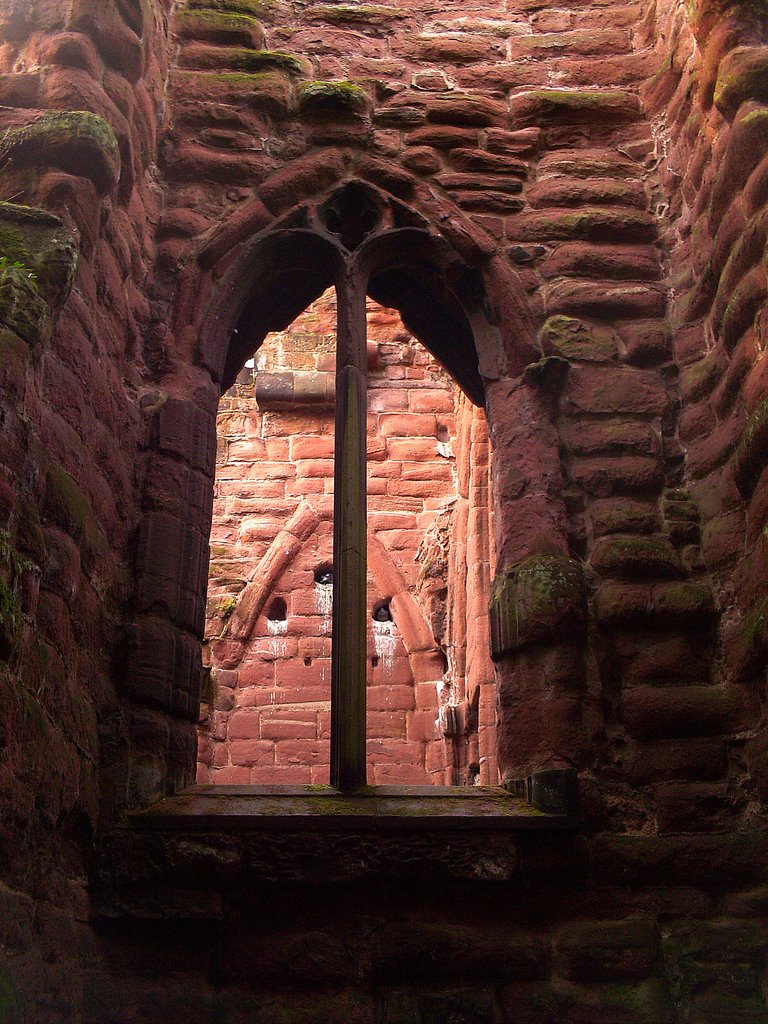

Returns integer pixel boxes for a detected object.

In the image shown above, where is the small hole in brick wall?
[371,656,379,667]
[314,565,333,585]
[304,657,312,667]
[266,597,287,621]
[373,601,392,622]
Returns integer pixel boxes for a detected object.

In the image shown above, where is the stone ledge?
[122,782,576,832]
[92,784,578,900]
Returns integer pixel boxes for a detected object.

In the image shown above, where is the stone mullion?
[330,266,369,791]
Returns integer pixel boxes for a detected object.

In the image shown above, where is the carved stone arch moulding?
[123,176,582,809]
[194,176,539,392]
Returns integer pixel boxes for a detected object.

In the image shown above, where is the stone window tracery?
[200,181,498,792]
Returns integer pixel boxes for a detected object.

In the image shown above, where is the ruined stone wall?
[642,0,768,805]
[0,0,174,1012]
[0,0,767,1019]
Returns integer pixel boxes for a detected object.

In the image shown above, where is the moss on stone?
[490,554,587,657]
[175,8,262,27]
[309,3,403,22]
[0,266,47,344]
[0,574,21,658]
[680,349,721,402]
[298,80,370,119]
[174,7,265,38]
[185,0,283,17]
[0,111,119,192]
[43,463,101,560]
[0,202,77,308]
[732,395,768,497]
[220,49,307,75]
[243,49,309,74]
[741,596,768,651]
[714,48,768,119]
[591,536,685,578]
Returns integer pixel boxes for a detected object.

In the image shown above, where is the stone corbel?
[489,553,588,659]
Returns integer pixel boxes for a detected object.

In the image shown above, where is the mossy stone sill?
[124,782,578,832]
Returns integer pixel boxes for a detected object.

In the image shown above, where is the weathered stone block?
[0,110,119,192]
[590,536,684,579]
[570,455,664,497]
[715,47,768,121]
[620,685,746,740]
[556,917,660,981]
[507,208,657,244]
[424,94,507,126]
[595,580,714,627]
[510,88,639,127]
[490,555,587,658]
[566,365,666,416]
[539,315,618,362]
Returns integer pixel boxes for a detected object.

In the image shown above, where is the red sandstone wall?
[642,0,768,806]
[0,0,768,1018]
[0,0,172,925]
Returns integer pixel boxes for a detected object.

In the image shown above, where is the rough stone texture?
[0,0,767,1018]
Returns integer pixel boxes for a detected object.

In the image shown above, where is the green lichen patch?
[241,49,311,75]
[490,554,587,658]
[298,80,370,121]
[215,48,308,75]
[539,314,618,362]
[0,202,77,308]
[591,536,685,579]
[307,3,404,23]
[0,530,29,660]
[43,463,103,562]
[732,395,768,498]
[0,111,120,193]
[173,8,265,46]
[679,348,723,403]
[0,265,48,345]
[714,46,768,120]
[184,0,287,20]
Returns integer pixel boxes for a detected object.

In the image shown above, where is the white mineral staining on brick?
[372,618,397,671]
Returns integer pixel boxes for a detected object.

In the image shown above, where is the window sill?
[94,778,579,915]
[123,782,578,832]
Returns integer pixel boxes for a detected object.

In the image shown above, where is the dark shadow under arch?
[203,184,501,404]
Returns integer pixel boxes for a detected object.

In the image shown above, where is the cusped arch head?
[201,229,344,392]
[199,179,535,401]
